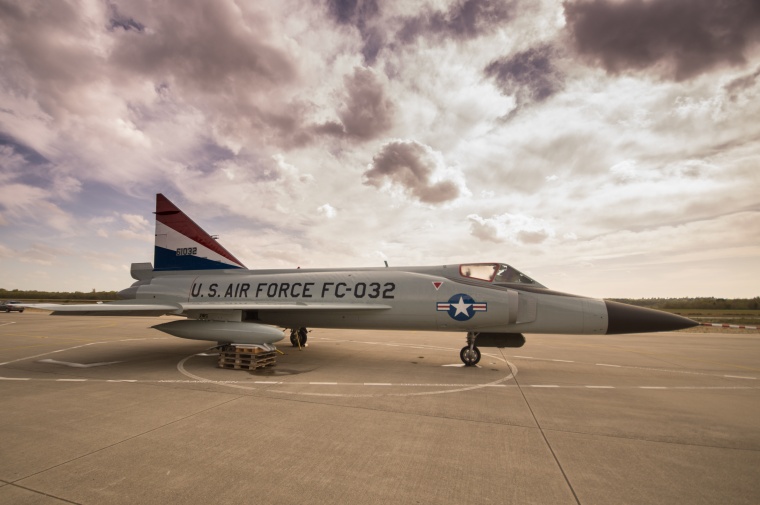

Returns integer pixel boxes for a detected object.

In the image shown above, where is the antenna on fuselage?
[384,261,389,267]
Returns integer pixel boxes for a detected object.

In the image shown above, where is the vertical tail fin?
[153,194,246,271]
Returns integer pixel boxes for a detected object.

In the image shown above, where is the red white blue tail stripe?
[153,193,246,271]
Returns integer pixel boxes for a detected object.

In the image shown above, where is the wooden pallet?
[228,345,274,355]
[218,360,275,370]
[218,350,276,370]
[219,356,276,366]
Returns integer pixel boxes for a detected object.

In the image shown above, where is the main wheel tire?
[290,328,308,347]
[460,346,481,366]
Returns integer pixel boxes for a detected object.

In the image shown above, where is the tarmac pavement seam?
[538,425,760,454]
[0,337,166,367]
[10,395,245,486]
[5,482,82,505]
[507,346,582,505]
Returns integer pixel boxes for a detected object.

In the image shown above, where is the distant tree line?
[610,297,760,311]
[0,288,121,302]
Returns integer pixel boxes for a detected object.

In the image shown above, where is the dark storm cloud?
[338,67,394,140]
[564,0,760,81]
[328,0,373,24]
[0,0,299,145]
[363,140,460,204]
[0,1,103,118]
[0,134,63,205]
[314,67,394,141]
[485,44,564,109]
[0,133,49,166]
[326,0,384,64]
[327,0,515,64]
[106,0,309,149]
[724,65,760,100]
[107,2,145,32]
[398,0,514,43]
[110,0,297,91]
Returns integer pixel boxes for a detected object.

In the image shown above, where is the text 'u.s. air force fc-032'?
[25,194,698,366]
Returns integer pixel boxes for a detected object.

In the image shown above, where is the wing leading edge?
[18,302,183,317]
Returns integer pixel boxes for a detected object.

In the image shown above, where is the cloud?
[17,243,60,266]
[51,175,82,200]
[363,140,464,204]
[398,0,515,43]
[724,65,760,101]
[336,66,395,140]
[326,0,384,64]
[121,213,150,230]
[168,152,319,234]
[563,0,760,80]
[88,216,116,238]
[468,213,555,244]
[0,133,48,166]
[326,0,516,66]
[107,2,145,32]
[0,0,322,161]
[609,158,718,187]
[271,154,315,187]
[317,203,337,219]
[110,1,297,91]
[0,183,74,232]
[485,44,564,110]
[116,213,152,242]
[290,66,396,145]
[0,1,103,121]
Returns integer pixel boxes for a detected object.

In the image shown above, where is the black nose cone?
[605,300,698,334]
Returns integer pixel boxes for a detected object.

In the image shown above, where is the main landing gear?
[289,327,308,348]
[460,332,481,366]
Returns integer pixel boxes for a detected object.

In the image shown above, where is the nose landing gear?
[460,332,481,366]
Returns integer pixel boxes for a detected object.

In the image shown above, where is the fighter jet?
[26,194,698,366]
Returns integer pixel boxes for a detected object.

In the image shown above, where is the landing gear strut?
[290,327,308,348]
[460,332,481,366]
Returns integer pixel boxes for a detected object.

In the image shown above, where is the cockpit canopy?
[459,263,545,287]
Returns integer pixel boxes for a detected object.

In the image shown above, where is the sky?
[0,0,759,299]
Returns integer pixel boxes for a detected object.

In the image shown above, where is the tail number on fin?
[176,247,197,256]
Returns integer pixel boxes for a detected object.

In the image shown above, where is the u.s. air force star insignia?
[436,293,487,321]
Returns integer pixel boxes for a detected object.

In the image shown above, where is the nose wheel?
[460,332,481,366]
[460,346,481,366]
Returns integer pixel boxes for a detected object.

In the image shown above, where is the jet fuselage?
[123,266,609,335]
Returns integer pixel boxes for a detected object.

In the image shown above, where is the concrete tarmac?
[1,313,759,505]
